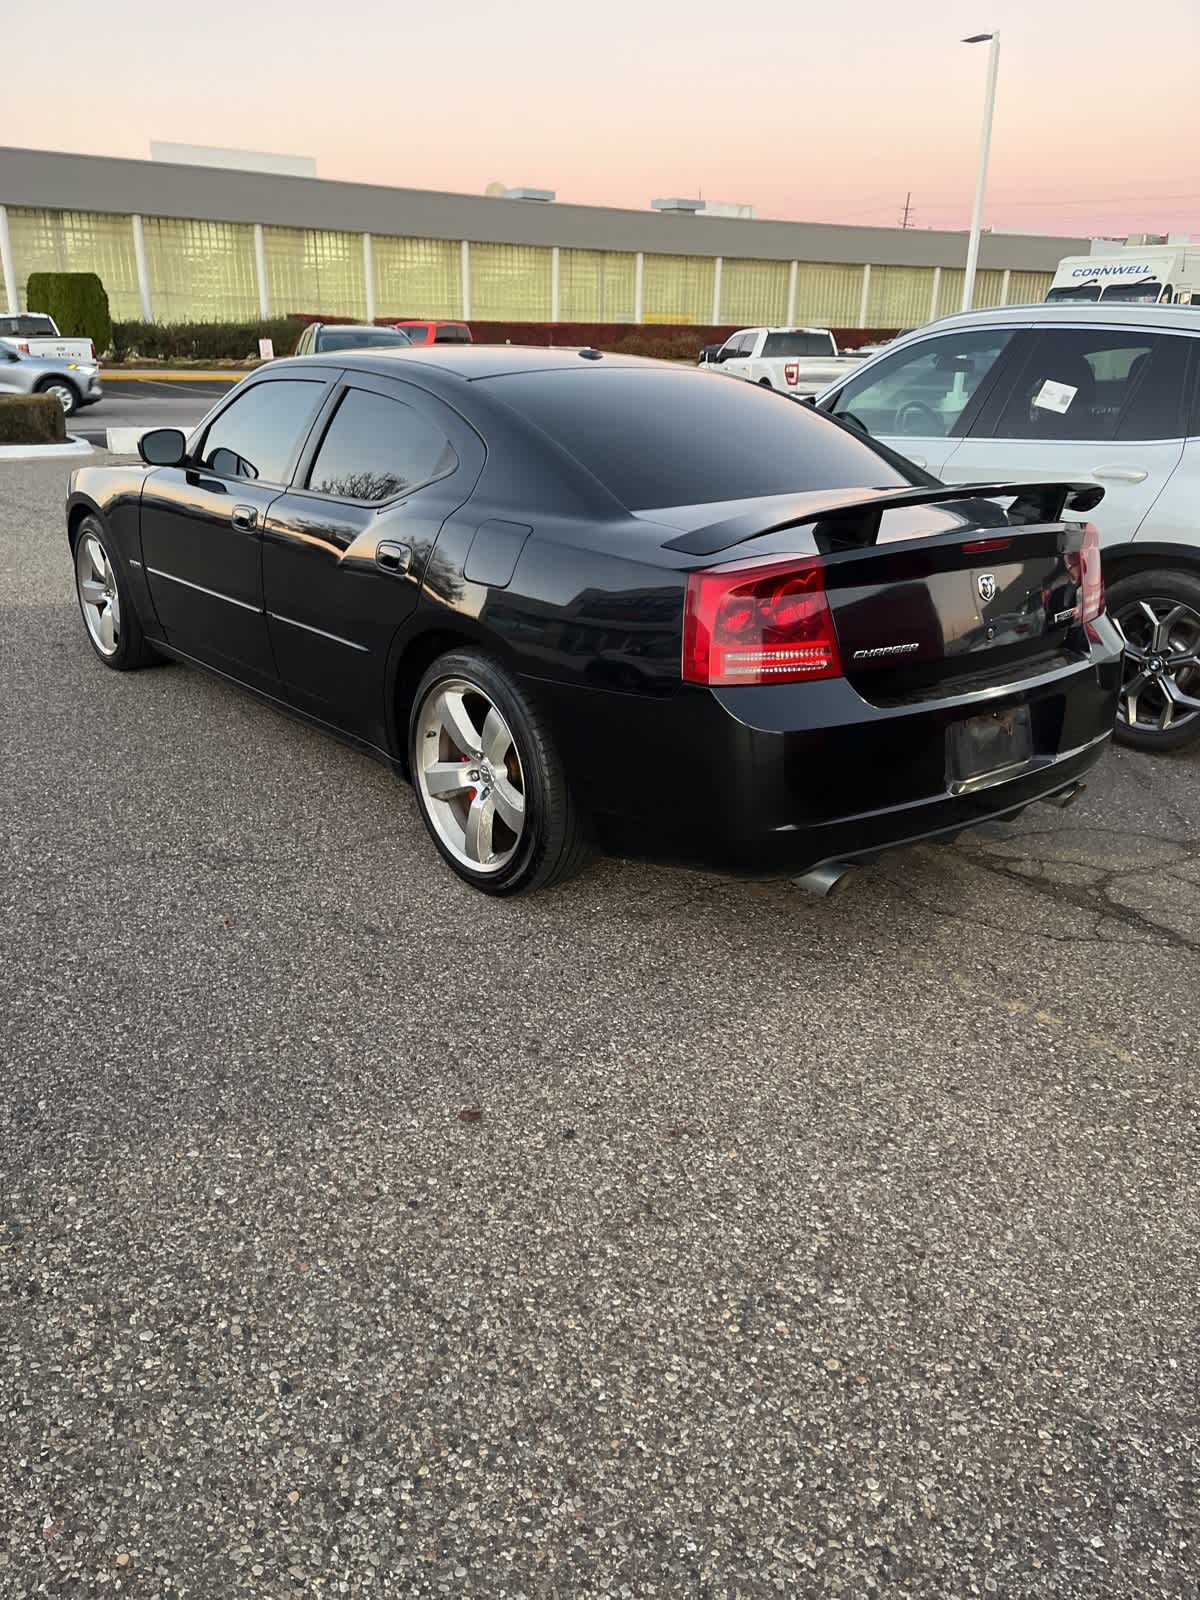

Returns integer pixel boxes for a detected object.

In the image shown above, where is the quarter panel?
[66,467,158,634]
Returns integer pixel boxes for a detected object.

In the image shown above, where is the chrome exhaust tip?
[1041,782,1085,810]
[792,861,855,898]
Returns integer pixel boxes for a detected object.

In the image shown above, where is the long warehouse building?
[0,146,1086,329]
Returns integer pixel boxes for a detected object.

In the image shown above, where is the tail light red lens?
[683,556,842,686]
[1079,521,1104,623]
[1066,521,1104,625]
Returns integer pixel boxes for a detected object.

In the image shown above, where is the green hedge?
[26,272,112,357]
[0,395,67,445]
[110,319,306,362]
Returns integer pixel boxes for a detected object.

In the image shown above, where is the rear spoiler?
[662,481,1105,558]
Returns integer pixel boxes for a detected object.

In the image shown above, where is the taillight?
[1066,521,1104,626]
[1079,521,1104,623]
[682,556,842,685]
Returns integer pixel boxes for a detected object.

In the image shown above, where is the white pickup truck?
[703,326,865,397]
[0,312,97,364]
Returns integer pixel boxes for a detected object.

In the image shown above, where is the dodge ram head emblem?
[977,573,997,602]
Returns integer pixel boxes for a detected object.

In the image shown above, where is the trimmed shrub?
[0,394,67,445]
[104,317,904,364]
[26,272,113,357]
[439,322,902,358]
[110,318,308,362]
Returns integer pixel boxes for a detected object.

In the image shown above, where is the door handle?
[1092,466,1149,484]
[376,540,412,575]
[231,504,259,530]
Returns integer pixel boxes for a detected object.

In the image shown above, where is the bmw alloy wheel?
[76,534,121,657]
[1115,595,1200,736]
[414,677,527,874]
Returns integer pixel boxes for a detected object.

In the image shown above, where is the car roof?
[272,345,656,381]
[902,302,1200,337]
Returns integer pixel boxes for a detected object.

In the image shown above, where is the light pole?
[961,30,1000,311]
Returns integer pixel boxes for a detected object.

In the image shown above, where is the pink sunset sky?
[4,0,1197,239]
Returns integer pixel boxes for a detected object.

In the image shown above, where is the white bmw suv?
[815,303,1200,751]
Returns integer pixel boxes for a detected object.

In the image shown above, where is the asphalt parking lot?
[73,378,237,445]
[2,456,1199,1599]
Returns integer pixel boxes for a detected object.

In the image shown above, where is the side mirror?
[138,427,187,467]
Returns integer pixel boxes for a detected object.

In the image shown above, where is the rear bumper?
[529,623,1124,878]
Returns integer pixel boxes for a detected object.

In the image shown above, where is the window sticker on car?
[1033,379,1078,414]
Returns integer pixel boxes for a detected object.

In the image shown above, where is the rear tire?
[73,514,159,671]
[1109,568,1200,752]
[409,649,592,896]
[758,377,774,388]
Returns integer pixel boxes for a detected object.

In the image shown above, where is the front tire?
[36,377,80,417]
[409,650,591,895]
[1109,568,1200,752]
[73,515,158,670]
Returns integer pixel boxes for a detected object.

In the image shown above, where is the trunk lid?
[662,481,1102,702]
[822,520,1087,703]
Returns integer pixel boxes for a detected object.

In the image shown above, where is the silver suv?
[0,339,102,416]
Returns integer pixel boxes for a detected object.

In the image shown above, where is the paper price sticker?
[1033,378,1077,414]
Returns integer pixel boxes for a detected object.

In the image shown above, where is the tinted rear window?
[1,314,56,336]
[762,332,834,357]
[316,327,413,351]
[485,367,912,509]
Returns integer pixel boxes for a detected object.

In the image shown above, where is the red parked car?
[391,320,473,345]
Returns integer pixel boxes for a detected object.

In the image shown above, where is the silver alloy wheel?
[76,534,121,657]
[42,381,76,416]
[1115,596,1200,734]
[414,677,526,874]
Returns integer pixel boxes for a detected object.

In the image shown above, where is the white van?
[1047,247,1200,308]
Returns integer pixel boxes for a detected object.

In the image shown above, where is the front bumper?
[536,622,1124,878]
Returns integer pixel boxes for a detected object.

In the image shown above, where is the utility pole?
[962,30,1001,310]
[899,191,913,229]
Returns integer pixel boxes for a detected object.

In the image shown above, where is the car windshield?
[1100,279,1166,304]
[316,327,414,351]
[485,366,914,511]
[1046,284,1103,302]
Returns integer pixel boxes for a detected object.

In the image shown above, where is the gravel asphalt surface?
[2,457,1198,1599]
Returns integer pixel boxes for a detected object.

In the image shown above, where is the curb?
[101,370,251,383]
[0,436,94,461]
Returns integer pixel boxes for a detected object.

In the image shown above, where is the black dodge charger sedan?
[66,346,1122,896]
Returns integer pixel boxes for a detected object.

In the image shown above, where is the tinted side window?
[306,387,458,501]
[832,330,1015,439]
[990,330,1188,443]
[434,324,470,343]
[199,380,325,483]
[486,367,913,510]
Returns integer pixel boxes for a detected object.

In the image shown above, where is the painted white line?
[105,426,150,453]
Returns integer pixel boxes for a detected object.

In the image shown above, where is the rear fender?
[1101,540,1200,582]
